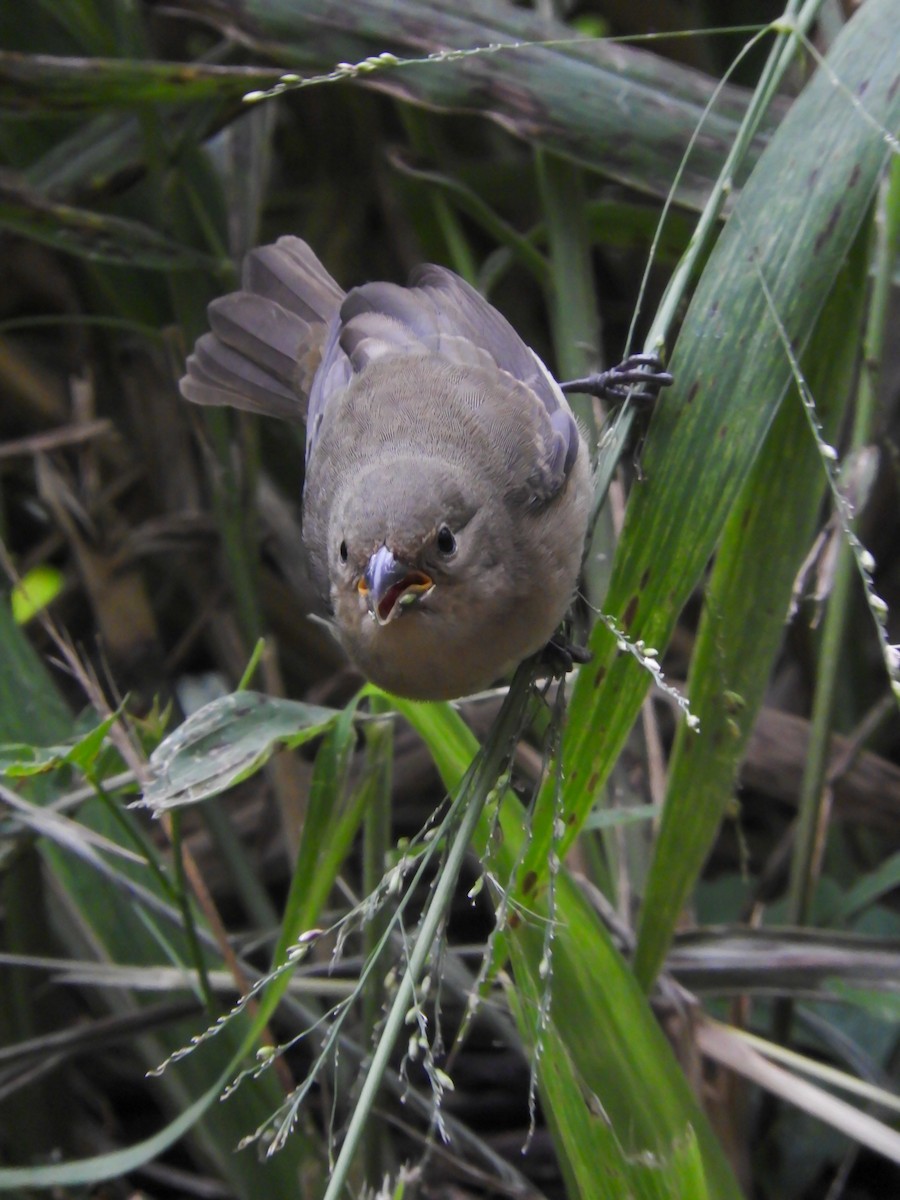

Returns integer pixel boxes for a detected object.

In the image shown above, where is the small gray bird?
[180,237,597,700]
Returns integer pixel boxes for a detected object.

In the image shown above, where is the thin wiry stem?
[322,664,537,1200]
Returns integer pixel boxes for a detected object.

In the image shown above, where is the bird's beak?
[359,545,434,626]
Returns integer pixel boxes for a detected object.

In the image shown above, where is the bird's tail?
[179,237,345,422]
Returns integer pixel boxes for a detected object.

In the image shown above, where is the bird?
[179,237,668,700]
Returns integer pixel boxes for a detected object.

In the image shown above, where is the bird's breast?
[331,553,578,701]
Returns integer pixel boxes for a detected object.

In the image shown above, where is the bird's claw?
[560,353,673,404]
[535,631,592,679]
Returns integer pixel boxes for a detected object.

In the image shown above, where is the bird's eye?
[436,525,456,557]
[339,539,348,563]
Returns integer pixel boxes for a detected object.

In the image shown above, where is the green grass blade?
[0,604,71,745]
[633,225,870,988]
[507,893,713,1200]
[391,695,742,1198]
[0,173,221,268]
[524,0,900,887]
[0,51,287,111]
[0,1070,229,1190]
[0,608,318,1191]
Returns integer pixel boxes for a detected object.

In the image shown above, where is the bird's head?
[328,457,507,630]
[318,446,584,700]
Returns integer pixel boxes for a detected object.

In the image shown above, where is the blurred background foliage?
[0,1,899,1198]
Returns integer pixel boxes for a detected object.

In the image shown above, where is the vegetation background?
[0,1,898,1198]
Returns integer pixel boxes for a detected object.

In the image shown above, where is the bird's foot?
[560,353,673,404]
[535,631,592,679]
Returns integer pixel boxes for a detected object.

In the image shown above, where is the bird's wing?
[179,237,344,421]
[312,265,581,501]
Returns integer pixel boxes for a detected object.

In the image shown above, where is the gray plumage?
[180,236,591,700]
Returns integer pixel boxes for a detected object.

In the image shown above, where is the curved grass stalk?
[594,1,824,515]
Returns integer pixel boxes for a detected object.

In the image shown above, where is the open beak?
[359,545,433,626]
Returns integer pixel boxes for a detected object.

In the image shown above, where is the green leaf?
[142,691,340,810]
[273,698,367,945]
[827,981,900,1024]
[9,564,64,624]
[0,713,118,777]
[833,851,900,923]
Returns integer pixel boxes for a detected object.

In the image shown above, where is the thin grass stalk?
[232,0,772,210]
[360,698,394,1187]
[322,665,537,1200]
[169,811,217,1016]
[387,154,550,286]
[645,0,820,354]
[534,150,615,620]
[783,158,900,931]
[200,803,280,929]
[149,86,264,654]
[0,849,56,1158]
[534,152,601,435]
[596,0,823,491]
[204,411,265,648]
[88,774,176,898]
[399,109,481,285]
